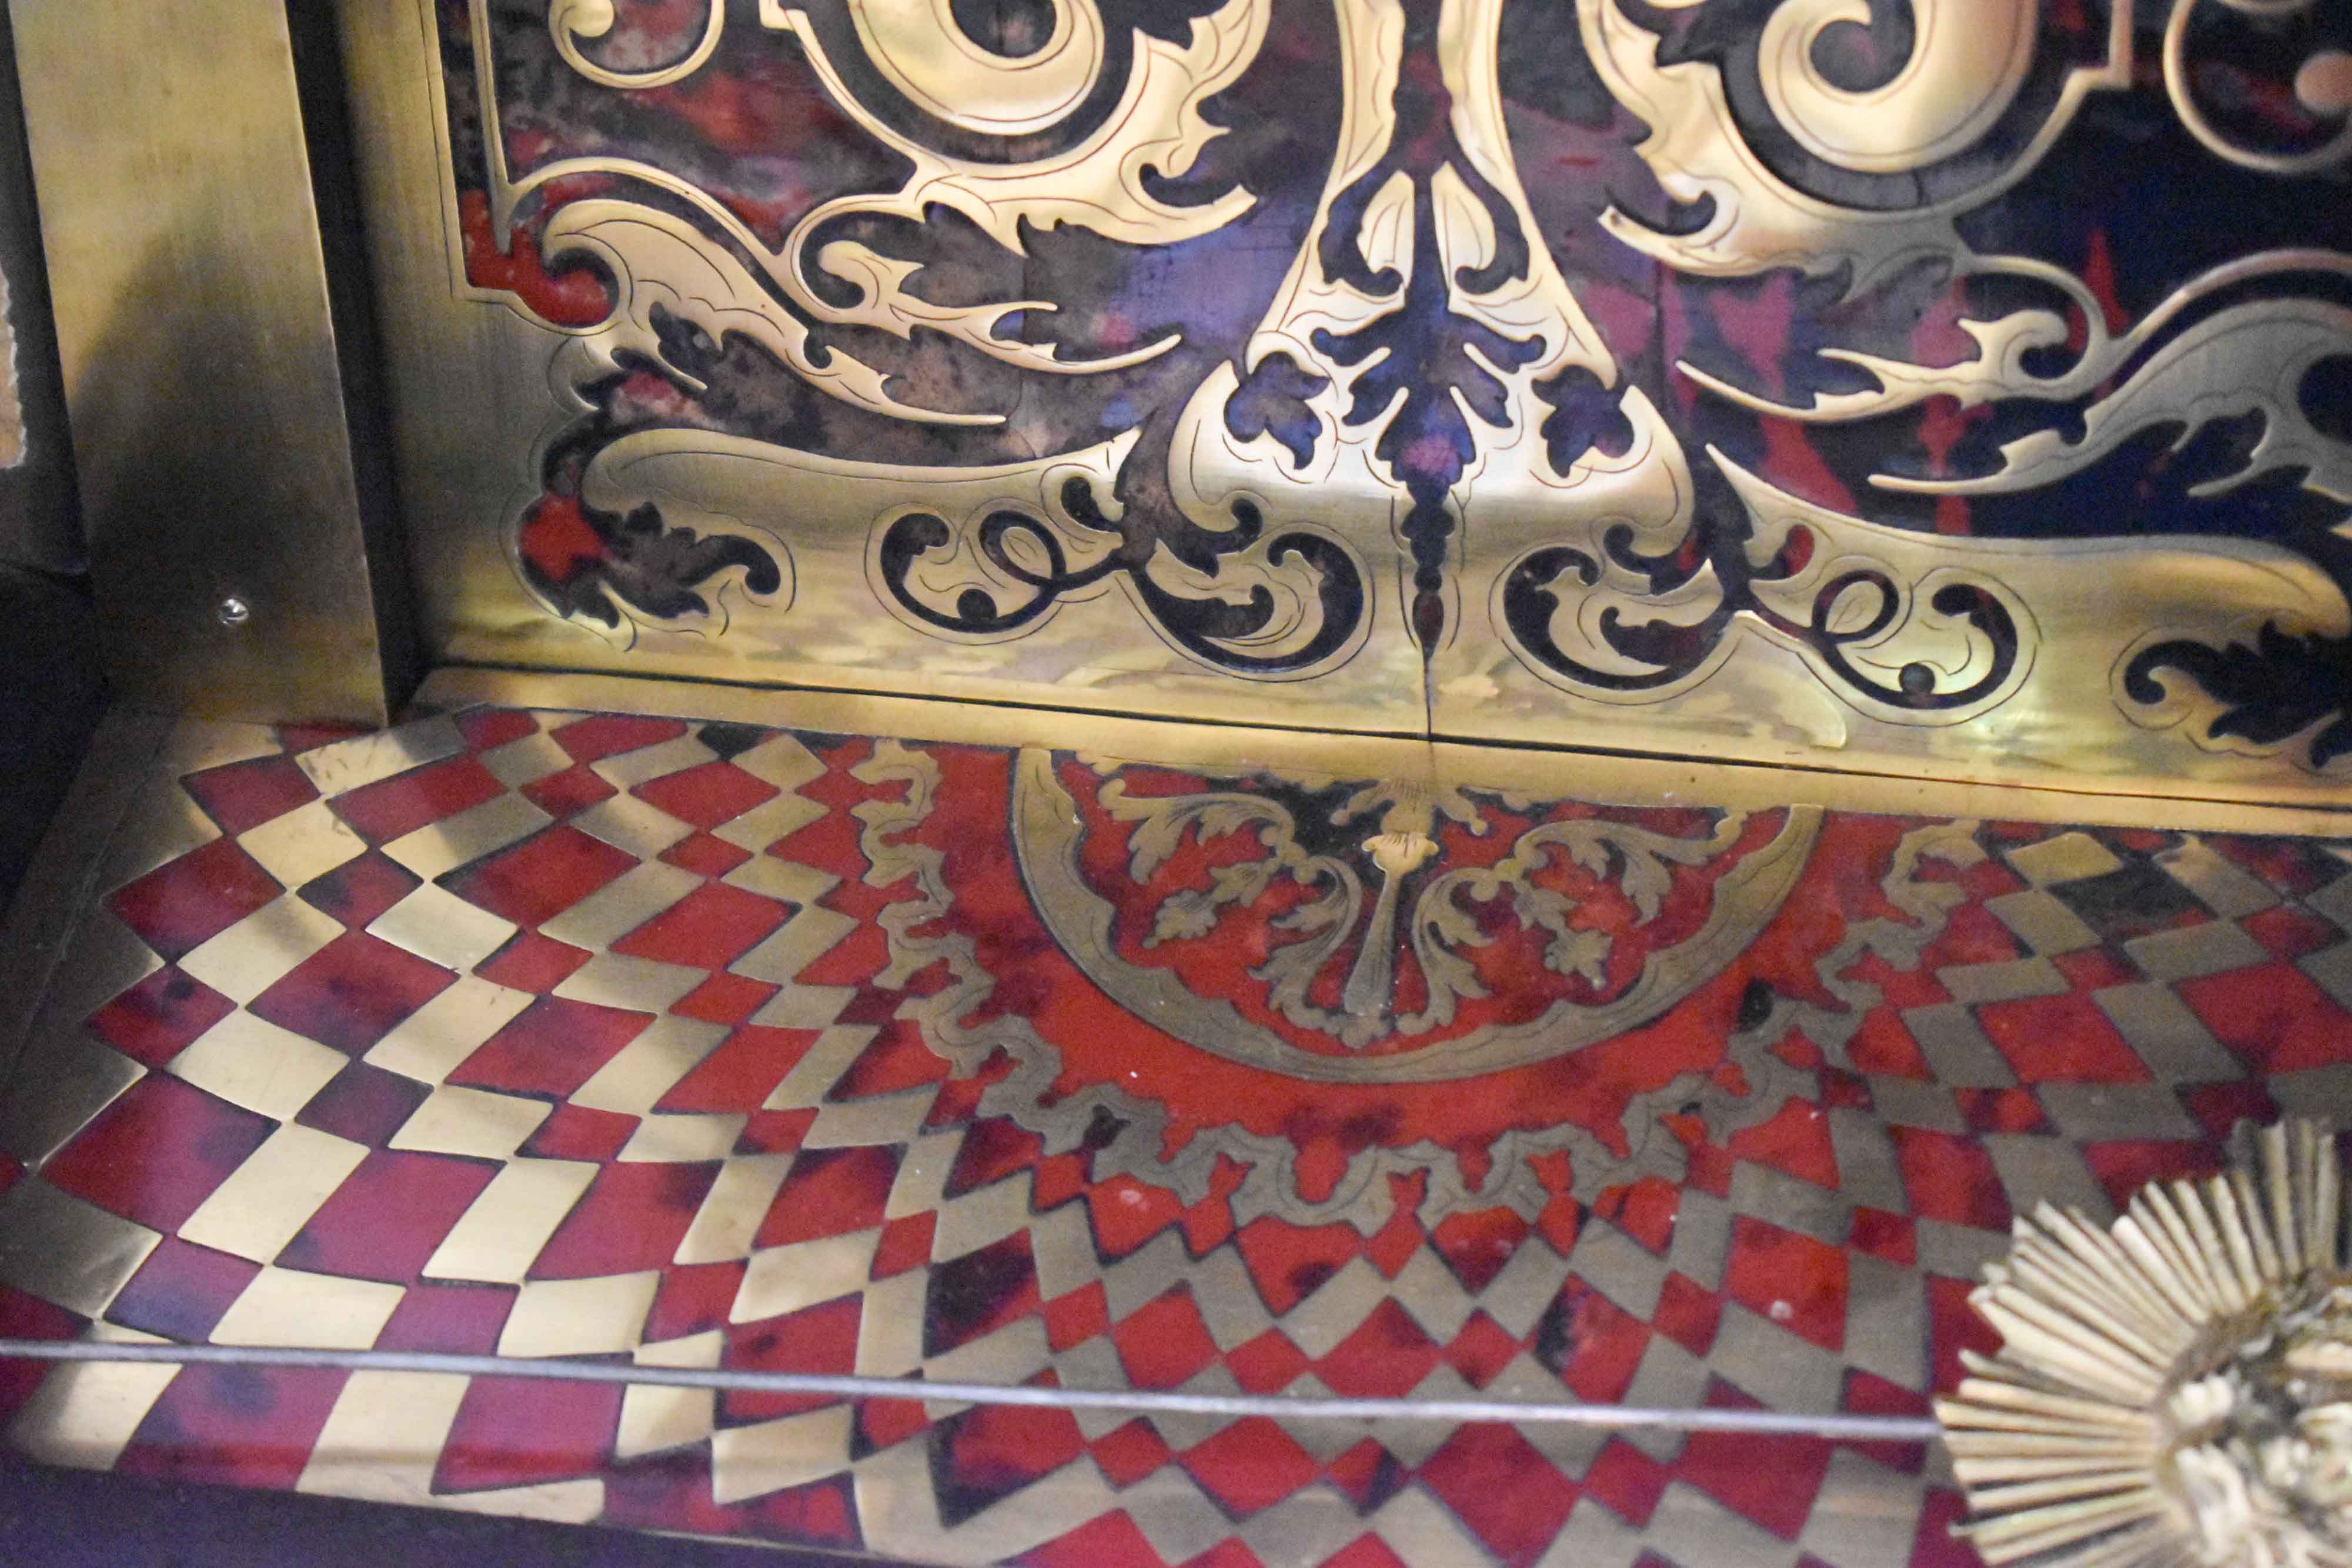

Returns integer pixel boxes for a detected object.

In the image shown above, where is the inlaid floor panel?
[3,697,2348,1568]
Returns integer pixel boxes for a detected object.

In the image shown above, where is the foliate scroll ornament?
[1937,1119,2352,1568]
[570,425,1136,634]
[506,0,1274,428]
[1014,749,1822,1081]
[1570,0,2352,764]
[846,0,1107,136]
[1572,0,2136,288]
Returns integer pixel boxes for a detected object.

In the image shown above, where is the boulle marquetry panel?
[6,698,2352,1564]
[348,0,2352,794]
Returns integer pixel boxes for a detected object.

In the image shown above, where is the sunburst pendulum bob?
[1937,1119,2351,1568]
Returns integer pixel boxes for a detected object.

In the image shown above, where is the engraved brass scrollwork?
[1013,750,1822,1082]
[438,0,2352,785]
[846,0,1107,136]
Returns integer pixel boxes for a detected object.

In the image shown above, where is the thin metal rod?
[0,1339,1943,1442]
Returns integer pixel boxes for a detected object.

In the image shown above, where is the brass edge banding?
[415,667,2352,839]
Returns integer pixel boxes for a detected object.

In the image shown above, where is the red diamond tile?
[1538,1283,1649,1405]
[724,1296,862,1420]
[0,1289,82,1426]
[520,763,617,819]
[1323,1437,1405,1512]
[1111,1290,1220,1391]
[1956,1086,2049,1134]
[277,1151,499,1283]
[634,760,780,831]
[42,1076,273,1233]
[1581,1436,1669,1527]
[1649,1269,1723,1356]
[1180,1416,1321,1518]
[1977,992,2147,1083]
[658,1025,817,1112]
[297,851,419,930]
[117,1363,346,1491]
[662,831,753,879]
[830,1018,955,1098]
[1418,1425,1578,1562]
[932,1400,1087,1527]
[107,838,282,961]
[473,930,593,994]
[275,722,370,757]
[1011,1509,1162,1568]
[447,997,649,1097]
[1889,1127,2010,1231]
[671,970,777,1025]
[611,880,787,969]
[872,1211,939,1282]
[1318,1534,1411,1568]
[550,714,689,763]
[856,1395,931,1456]
[1724,1216,1847,1351]
[182,755,319,835]
[1677,1398,1833,1539]
[449,825,636,930]
[1927,1275,2001,1393]
[1429,1208,1532,1295]
[1225,1325,1311,1395]
[518,1101,639,1162]
[2178,960,2352,1073]
[249,932,456,1055]
[923,1232,1038,1358]
[294,1062,432,1146]
[1847,1207,1916,1268]
[457,708,538,751]
[2052,946,2136,992]
[103,1238,263,1342]
[1315,1298,1441,1397]
[2181,1079,2283,1140]
[533,1162,721,1279]
[86,967,236,1067]
[1088,1417,1173,1489]
[435,1375,622,1493]
[734,1108,815,1154]
[329,756,505,845]
[1723,1101,1841,1191]
[643,1261,746,1343]
[751,1146,897,1249]
[1234,1216,1362,1315]
[947,1118,1044,1199]
[2244,905,2343,961]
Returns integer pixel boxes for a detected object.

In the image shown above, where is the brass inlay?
[337,0,2352,802]
[1014,750,1821,1079]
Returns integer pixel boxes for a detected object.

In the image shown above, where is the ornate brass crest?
[389,0,2352,795]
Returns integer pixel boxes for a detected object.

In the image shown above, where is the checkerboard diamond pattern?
[2,707,2348,1567]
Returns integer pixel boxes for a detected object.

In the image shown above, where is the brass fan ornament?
[1938,1119,2352,1568]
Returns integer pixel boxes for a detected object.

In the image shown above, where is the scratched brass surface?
[9,0,402,725]
[336,1,2352,801]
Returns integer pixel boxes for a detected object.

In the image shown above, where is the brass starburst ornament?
[1938,1120,2352,1568]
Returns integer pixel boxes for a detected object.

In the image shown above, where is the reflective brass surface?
[9,0,402,724]
[417,666,2352,838]
[5,688,2352,1560]
[339,1,2352,799]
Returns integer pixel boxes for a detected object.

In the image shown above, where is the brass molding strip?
[0,1339,1943,1443]
[8,0,399,725]
[416,665,2352,839]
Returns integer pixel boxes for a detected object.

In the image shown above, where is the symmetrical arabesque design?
[435,0,2352,778]
[6,706,2352,1564]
